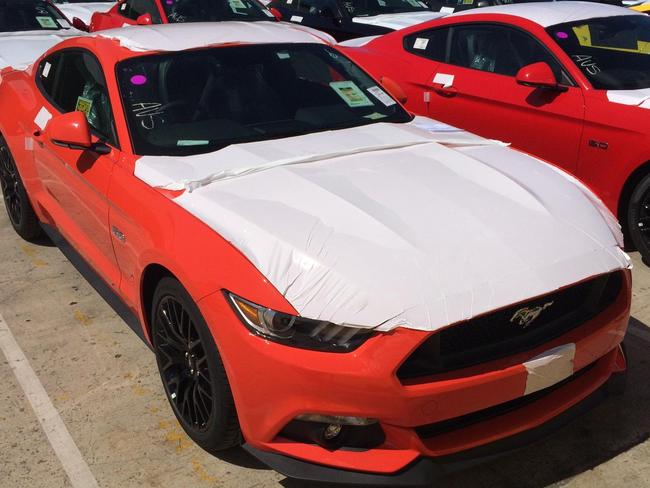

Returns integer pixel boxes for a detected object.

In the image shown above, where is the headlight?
[226,292,374,352]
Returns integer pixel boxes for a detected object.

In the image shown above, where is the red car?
[88,0,279,31]
[0,20,632,485]
[340,2,650,263]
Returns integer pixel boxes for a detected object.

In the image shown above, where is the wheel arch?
[617,159,650,250]
[140,263,179,341]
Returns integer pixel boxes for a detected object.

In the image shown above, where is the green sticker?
[329,81,373,108]
[229,0,247,9]
[36,16,58,29]
[177,140,210,146]
[364,112,387,120]
[75,96,93,117]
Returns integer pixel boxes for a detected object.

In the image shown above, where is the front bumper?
[198,270,631,478]
[242,366,625,485]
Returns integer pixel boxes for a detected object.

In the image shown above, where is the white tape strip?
[523,343,576,395]
[0,313,99,488]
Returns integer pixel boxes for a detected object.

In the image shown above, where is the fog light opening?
[323,423,343,441]
[280,415,386,450]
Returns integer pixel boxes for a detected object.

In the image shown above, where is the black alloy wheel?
[152,277,241,452]
[0,135,41,240]
[628,174,650,265]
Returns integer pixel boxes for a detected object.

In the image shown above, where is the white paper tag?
[263,8,275,16]
[367,86,396,106]
[523,344,575,395]
[120,2,127,10]
[42,62,51,78]
[290,15,303,22]
[440,6,455,13]
[24,137,33,151]
[34,106,52,130]
[433,72,454,88]
[413,37,429,50]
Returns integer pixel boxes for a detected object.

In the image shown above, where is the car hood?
[351,11,445,30]
[607,88,650,108]
[134,118,629,332]
[0,30,82,70]
[56,3,115,24]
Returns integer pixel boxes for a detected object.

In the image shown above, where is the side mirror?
[43,112,110,154]
[516,62,565,91]
[136,13,153,25]
[269,7,282,20]
[72,17,90,32]
[380,76,408,104]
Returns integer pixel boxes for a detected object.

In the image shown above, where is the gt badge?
[510,302,554,328]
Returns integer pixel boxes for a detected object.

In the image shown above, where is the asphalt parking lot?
[1,197,650,488]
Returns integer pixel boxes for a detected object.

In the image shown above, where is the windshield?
[343,0,429,17]
[547,15,650,90]
[162,0,273,23]
[54,1,113,3]
[117,43,411,156]
[0,1,68,32]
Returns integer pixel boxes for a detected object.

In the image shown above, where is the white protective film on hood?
[0,30,82,70]
[351,11,445,30]
[96,21,334,52]
[134,118,630,332]
[56,2,115,24]
[607,88,650,109]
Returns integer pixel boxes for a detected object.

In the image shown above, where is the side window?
[120,0,162,23]
[404,27,450,62]
[448,24,569,82]
[38,50,118,147]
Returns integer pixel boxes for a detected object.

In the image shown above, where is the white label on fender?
[290,15,302,22]
[523,343,575,395]
[413,37,429,50]
[433,73,454,88]
[34,106,52,130]
[24,137,33,151]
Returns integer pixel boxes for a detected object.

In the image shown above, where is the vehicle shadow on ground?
[277,317,650,488]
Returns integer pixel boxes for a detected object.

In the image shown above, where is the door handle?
[432,83,458,97]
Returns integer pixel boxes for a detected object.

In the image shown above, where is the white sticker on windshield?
[286,0,293,4]
[440,6,455,13]
[290,15,303,22]
[418,1,428,7]
[367,86,396,106]
[277,51,290,59]
[406,0,421,6]
[378,0,386,5]
[36,16,57,29]
[121,2,127,10]
[364,112,387,120]
[263,8,275,16]
[42,62,52,78]
[413,37,429,50]
[178,140,210,146]
[330,81,373,107]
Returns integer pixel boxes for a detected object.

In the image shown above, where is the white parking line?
[0,312,99,488]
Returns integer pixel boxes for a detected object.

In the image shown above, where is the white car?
[51,0,116,25]
[0,0,84,71]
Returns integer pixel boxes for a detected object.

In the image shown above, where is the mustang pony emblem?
[510,302,554,328]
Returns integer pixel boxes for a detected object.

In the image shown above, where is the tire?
[151,277,241,453]
[627,173,650,265]
[0,135,41,240]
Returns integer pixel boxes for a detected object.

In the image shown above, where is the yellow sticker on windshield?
[36,16,58,29]
[573,24,650,55]
[75,96,93,118]
[329,81,373,108]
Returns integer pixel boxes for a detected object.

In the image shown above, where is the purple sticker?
[166,0,173,4]
[556,31,569,39]
[130,74,148,86]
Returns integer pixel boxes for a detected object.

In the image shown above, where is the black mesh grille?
[398,272,623,380]
[415,361,596,440]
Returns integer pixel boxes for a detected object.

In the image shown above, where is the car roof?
[94,21,329,54]
[450,1,643,27]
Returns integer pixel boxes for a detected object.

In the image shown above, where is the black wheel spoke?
[0,144,21,225]
[154,296,214,433]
